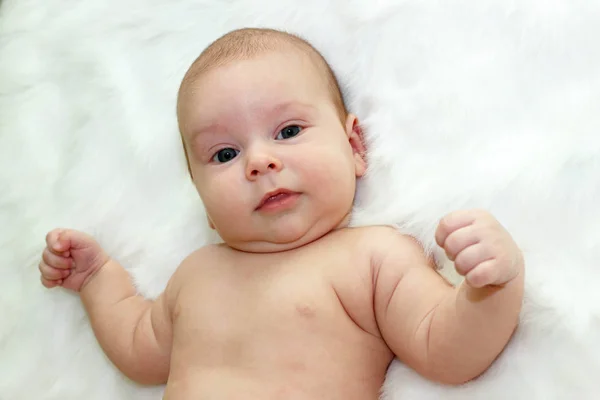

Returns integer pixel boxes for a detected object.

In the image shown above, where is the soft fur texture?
[1,0,599,399]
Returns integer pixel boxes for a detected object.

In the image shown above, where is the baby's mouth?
[256,189,300,211]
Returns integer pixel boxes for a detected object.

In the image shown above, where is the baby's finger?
[435,210,477,248]
[40,275,62,289]
[47,229,77,253]
[42,248,72,269]
[465,259,497,288]
[46,229,63,249]
[454,244,493,276]
[39,261,71,280]
[443,225,480,261]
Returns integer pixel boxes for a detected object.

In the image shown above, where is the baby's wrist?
[501,251,525,286]
[79,258,111,292]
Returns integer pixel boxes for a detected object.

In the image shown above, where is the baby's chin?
[223,232,323,254]
[218,213,352,254]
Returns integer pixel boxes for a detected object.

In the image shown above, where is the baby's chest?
[174,250,367,342]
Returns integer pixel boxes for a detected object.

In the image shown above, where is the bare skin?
[163,227,393,400]
[41,215,523,399]
[39,30,524,399]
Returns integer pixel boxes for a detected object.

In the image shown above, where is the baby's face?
[179,50,366,252]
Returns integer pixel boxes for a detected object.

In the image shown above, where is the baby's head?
[177,28,367,253]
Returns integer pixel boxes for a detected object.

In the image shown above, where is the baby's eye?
[276,125,302,140]
[212,148,239,163]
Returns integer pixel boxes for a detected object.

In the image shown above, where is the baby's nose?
[245,151,283,179]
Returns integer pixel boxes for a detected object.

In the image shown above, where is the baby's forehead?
[177,28,347,125]
[185,47,327,91]
[179,51,330,112]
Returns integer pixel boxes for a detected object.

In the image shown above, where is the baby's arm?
[374,210,524,385]
[39,229,176,385]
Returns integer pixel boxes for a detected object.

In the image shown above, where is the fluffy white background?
[1,0,599,399]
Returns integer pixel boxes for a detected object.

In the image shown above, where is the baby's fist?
[435,209,523,288]
[40,229,109,292]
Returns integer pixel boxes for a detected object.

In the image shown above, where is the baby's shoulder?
[166,244,228,287]
[339,225,429,267]
[323,225,427,336]
[341,224,419,250]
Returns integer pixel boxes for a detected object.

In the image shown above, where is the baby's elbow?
[122,367,168,386]
[116,358,169,386]
[421,362,485,386]
[430,371,478,386]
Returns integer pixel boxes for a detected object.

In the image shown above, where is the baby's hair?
[177,27,348,125]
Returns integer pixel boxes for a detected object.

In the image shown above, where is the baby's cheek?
[208,183,236,209]
[304,154,355,199]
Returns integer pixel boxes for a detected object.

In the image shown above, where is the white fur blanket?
[1,1,599,399]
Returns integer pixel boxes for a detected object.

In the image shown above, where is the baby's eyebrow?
[269,101,317,117]
[191,123,224,137]
[188,122,228,145]
[189,101,317,140]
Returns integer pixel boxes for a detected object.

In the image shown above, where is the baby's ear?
[345,114,367,177]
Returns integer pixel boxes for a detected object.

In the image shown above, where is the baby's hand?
[435,210,523,288]
[39,229,109,292]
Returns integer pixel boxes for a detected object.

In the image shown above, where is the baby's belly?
[163,366,383,400]
[164,317,392,400]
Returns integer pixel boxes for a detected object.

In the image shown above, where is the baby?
[39,28,524,399]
